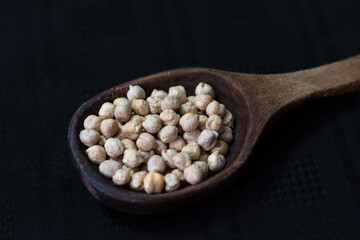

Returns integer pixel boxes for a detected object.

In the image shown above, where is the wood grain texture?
[68,54,360,213]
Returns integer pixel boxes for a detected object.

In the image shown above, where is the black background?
[1,0,360,239]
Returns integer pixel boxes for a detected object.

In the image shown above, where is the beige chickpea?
[161,96,180,111]
[211,140,229,156]
[104,138,124,158]
[114,98,131,122]
[179,113,199,132]
[157,125,178,143]
[100,119,119,138]
[198,115,208,131]
[142,114,162,134]
[187,96,195,104]
[206,101,225,117]
[86,145,106,164]
[179,101,197,116]
[129,171,147,191]
[197,129,219,151]
[159,109,180,126]
[138,150,155,164]
[143,171,165,194]
[99,160,121,178]
[112,169,131,185]
[123,149,144,168]
[122,165,139,175]
[113,97,123,106]
[173,152,192,171]
[172,169,186,185]
[168,85,187,104]
[122,121,142,140]
[98,102,115,119]
[97,135,107,146]
[154,140,167,154]
[195,82,215,98]
[164,173,180,192]
[136,133,156,152]
[132,99,149,116]
[129,115,145,124]
[169,136,186,152]
[146,96,162,114]
[84,115,102,131]
[183,129,201,143]
[127,85,146,102]
[182,142,201,160]
[79,129,100,147]
[219,126,233,143]
[121,139,137,150]
[147,155,166,173]
[151,89,168,99]
[161,149,178,168]
[184,161,209,185]
[194,94,212,111]
[205,114,224,133]
[208,151,226,171]
[223,109,234,128]
[198,152,209,162]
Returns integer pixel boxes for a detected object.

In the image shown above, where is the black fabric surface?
[1,0,360,239]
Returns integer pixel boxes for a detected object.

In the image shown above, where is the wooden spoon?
[68,55,360,214]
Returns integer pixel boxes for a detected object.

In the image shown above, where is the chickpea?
[112,169,131,185]
[100,119,119,138]
[86,145,106,164]
[98,102,115,119]
[104,138,124,158]
[138,150,155,164]
[113,123,127,140]
[182,142,201,160]
[123,149,144,168]
[97,135,107,146]
[183,129,201,143]
[211,140,229,156]
[132,99,149,116]
[157,125,178,143]
[99,160,121,178]
[121,139,137,150]
[114,98,131,122]
[194,94,212,111]
[146,96,162,114]
[168,85,187,104]
[223,109,234,128]
[135,133,156,152]
[129,115,145,124]
[110,156,123,166]
[159,109,180,126]
[161,96,180,111]
[113,97,123,106]
[173,152,192,171]
[197,129,219,151]
[205,114,224,133]
[198,115,208,131]
[169,136,186,152]
[127,85,146,102]
[129,171,147,191]
[151,89,168,99]
[198,152,209,162]
[142,114,162,134]
[187,96,195,104]
[161,149,178,169]
[147,155,166,173]
[206,100,225,117]
[154,140,167,154]
[122,121,142,140]
[143,171,165,194]
[179,113,199,132]
[122,165,139,175]
[184,161,209,185]
[219,126,233,143]
[207,151,226,171]
[84,115,102,131]
[179,101,197,116]
[164,173,180,192]
[79,129,100,147]
[172,169,186,184]
[195,82,215,98]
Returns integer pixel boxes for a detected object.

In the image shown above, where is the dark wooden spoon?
[68,55,360,214]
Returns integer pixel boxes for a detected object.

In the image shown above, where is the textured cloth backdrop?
[1,0,360,239]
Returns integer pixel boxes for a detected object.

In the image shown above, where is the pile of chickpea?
[79,82,234,194]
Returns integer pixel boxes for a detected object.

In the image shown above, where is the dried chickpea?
[172,169,185,183]
[86,145,106,164]
[112,169,131,185]
[84,115,102,131]
[127,85,146,102]
[154,140,167,154]
[97,135,107,146]
[122,165,139,175]
[168,85,187,104]
[206,100,225,117]
[79,129,100,147]
[164,173,180,192]
[173,152,192,171]
[197,129,219,151]
[198,152,209,162]
[184,161,209,185]
[146,96,162,114]
[99,160,121,178]
[207,151,225,172]
[161,96,180,111]
[122,121,142,140]
[138,150,155,164]
[183,129,201,143]
[179,101,197,115]
[129,115,145,124]
[161,149,178,169]
[121,139,137,150]
[100,119,119,138]
[151,89,168,99]
[136,133,156,151]
[114,98,131,122]
[223,109,234,128]
[179,113,199,132]
[123,149,144,168]
[157,125,178,143]
[99,102,115,119]
[194,94,212,111]
[132,99,149,116]
[113,98,123,106]
[219,126,233,143]
[182,142,201,160]
[211,140,229,156]
[195,82,215,98]
[169,136,186,152]
[147,155,166,173]
[159,109,180,126]
[187,96,195,104]
[129,171,147,191]
[143,171,165,194]
[198,115,208,131]
[142,114,162,134]
[205,114,224,133]
[104,138,124,158]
